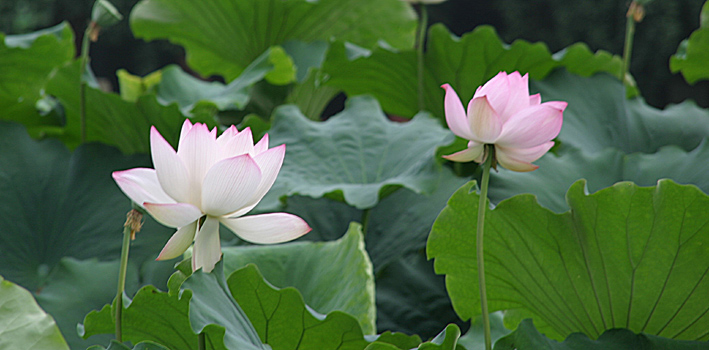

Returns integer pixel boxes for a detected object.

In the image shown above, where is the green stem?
[199,332,206,350]
[360,208,371,237]
[621,3,637,88]
[115,222,132,342]
[477,145,494,350]
[416,4,428,111]
[79,23,93,143]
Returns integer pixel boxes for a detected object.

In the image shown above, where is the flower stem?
[416,4,428,111]
[477,145,494,350]
[79,23,94,143]
[115,222,131,342]
[115,210,142,342]
[621,1,643,88]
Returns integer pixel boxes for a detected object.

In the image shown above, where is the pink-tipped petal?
[529,93,541,106]
[178,119,193,149]
[495,142,554,172]
[112,168,175,207]
[253,134,270,155]
[156,221,198,260]
[176,123,220,203]
[496,103,564,149]
[220,213,311,244]
[442,142,485,163]
[498,72,531,122]
[201,154,262,216]
[144,202,203,228]
[245,144,285,208]
[543,101,568,112]
[192,216,222,272]
[467,96,502,143]
[473,72,510,114]
[150,127,192,204]
[216,125,239,147]
[442,84,475,140]
[220,127,254,159]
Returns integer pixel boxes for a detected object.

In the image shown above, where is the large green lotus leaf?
[0,122,178,347]
[45,60,217,153]
[532,70,709,154]
[419,324,463,350]
[494,319,709,350]
[39,258,140,349]
[366,324,462,350]
[88,340,171,350]
[0,23,74,134]
[375,251,466,340]
[283,166,467,271]
[285,67,341,121]
[0,275,69,350]
[323,24,627,119]
[81,268,261,350]
[229,264,371,350]
[181,263,267,350]
[268,95,452,209]
[220,223,376,334]
[130,0,416,82]
[428,180,709,341]
[367,332,422,350]
[488,141,709,213]
[149,47,293,119]
[670,1,709,84]
[0,121,174,290]
[365,167,469,270]
[274,169,467,337]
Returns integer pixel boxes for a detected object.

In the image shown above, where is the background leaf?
[230,264,371,350]
[0,121,175,348]
[45,60,217,153]
[489,142,709,213]
[670,1,709,84]
[130,0,416,82]
[428,180,709,341]
[0,23,74,135]
[275,169,469,338]
[87,340,171,350]
[532,70,709,154]
[494,319,709,350]
[220,223,376,334]
[180,263,267,350]
[323,24,629,120]
[267,96,452,209]
[0,276,69,350]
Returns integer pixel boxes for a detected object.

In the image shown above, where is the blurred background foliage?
[1,0,707,108]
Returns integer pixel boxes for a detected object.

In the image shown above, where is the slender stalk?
[476,145,494,350]
[199,332,206,350]
[360,208,372,237]
[79,23,94,143]
[621,1,643,88]
[416,4,428,111]
[115,210,142,343]
[115,222,131,342]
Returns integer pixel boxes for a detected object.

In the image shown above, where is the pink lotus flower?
[442,72,567,172]
[112,120,311,272]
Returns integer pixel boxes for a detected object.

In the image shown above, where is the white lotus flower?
[112,120,311,272]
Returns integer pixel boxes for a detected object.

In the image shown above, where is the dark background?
[2,0,707,108]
